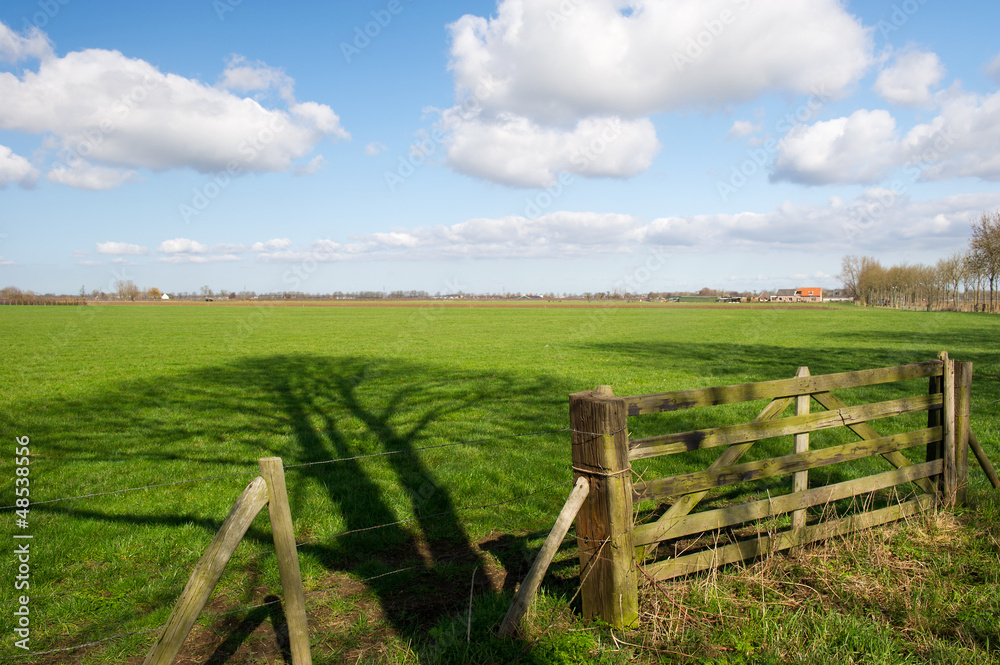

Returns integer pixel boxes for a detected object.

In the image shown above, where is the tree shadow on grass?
[14,354,577,663]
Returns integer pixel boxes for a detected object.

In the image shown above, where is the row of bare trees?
[840,211,1000,312]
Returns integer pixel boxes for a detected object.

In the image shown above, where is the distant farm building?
[773,289,797,303]
[795,287,823,302]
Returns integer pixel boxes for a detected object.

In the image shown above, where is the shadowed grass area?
[0,303,998,663]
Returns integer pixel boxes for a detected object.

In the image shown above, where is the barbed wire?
[295,478,574,548]
[199,565,427,622]
[0,625,164,660]
[1,478,583,661]
[7,543,277,606]
[282,427,571,470]
[3,477,574,608]
[0,470,258,511]
[0,428,571,512]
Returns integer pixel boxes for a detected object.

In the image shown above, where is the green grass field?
[1,303,998,663]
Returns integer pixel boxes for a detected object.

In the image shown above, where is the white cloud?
[76,259,102,266]
[873,49,944,107]
[0,256,16,266]
[156,254,241,264]
[0,144,38,188]
[771,109,900,185]
[217,55,294,102]
[984,52,1000,85]
[443,113,660,187]
[96,241,148,255]
[0,23,52,62]
[365,141,387,156]
[0,21,348,189]
[902,89,1000,181]
[726,120,760,140]
[440,0,871,186]
[47,162,137,190]
[293,154,325,177]
[158,238,207,254]
[448,0,872,123]
[110,257,136,265]
[637,190,1000,255]
[250,238,292,252]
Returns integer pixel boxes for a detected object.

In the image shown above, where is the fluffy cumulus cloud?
[873,49,945,106]
[438,0,872,185]
[96,241,148,255]
[771,109,900,185]
[251,238,292,252]
[216,55,294,102]
[442,113,659,187]
[0,21,348,190]
[0,23,51,62]
[448,0,872,122]
[0,144,38,188]
[47,162,136,190]
[902,89,1000,181]
[158,238,208,254]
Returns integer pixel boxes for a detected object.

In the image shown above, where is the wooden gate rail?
[569,354,982,630]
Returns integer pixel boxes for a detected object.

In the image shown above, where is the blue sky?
[1,0,999,296]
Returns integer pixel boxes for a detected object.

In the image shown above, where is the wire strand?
[0,470,258,511]
[296,478,574,548]
[282,427,570,470]
[1,625,164,660]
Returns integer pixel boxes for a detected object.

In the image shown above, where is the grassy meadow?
[1,302,999,663]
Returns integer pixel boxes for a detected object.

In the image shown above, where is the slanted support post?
[569,385,638,630]
[143,477,270,665]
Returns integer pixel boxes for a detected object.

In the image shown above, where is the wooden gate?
[569,352,973,630]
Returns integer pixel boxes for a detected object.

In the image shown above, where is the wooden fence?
[569,353,980,630]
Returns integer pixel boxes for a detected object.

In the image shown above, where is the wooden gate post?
[941,354,957,506]
[954,362,972,504]
[791,366,810,546]
[569,385,638,631]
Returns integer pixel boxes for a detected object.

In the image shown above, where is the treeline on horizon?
[840,210,1000,312]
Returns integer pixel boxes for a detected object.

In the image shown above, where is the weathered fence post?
[954,362,972,504]
[569,385,638,631]
[941,353,957,506]
[791,366,810,547]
